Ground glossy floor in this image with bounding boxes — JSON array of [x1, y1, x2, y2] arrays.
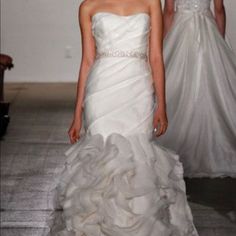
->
[[1, 83, 236, 236]]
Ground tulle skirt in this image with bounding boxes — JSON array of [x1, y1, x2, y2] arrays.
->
[[158, 9, 236, 177]]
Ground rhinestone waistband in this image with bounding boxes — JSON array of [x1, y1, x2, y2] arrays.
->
[[176, 7, 210, 13], [96, 50, 148, 61]]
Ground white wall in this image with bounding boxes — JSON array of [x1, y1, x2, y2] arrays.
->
[[1, 0, 82, 82], [1, 0, 236, 82]]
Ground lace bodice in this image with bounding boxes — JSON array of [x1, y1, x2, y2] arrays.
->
[[175, 0, 211, 11]]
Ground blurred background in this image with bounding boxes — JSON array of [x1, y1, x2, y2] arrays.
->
[[1, 0, 236, 83]]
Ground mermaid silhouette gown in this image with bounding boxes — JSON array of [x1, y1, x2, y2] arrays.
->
[[158, 0, 236, 177], [53, 12, 198, 236]]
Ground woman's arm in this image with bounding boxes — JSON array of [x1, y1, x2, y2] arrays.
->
[[214, 0, 226, 38], [148, 0, 168, 136], [69, 1, 96, 143], [163, 0, 175, 38]]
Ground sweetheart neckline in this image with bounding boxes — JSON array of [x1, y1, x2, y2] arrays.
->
[[91, 12, 150, 20]]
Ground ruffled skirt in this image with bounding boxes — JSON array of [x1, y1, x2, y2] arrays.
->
[[51, 134, 197, 236]]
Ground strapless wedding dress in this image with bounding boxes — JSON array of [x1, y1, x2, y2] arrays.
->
[[158, 0, 236, 177], [51, 12, 198, 236]]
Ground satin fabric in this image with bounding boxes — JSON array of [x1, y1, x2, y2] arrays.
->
[[50, 13, 198, 236], [158, 0, 236, 177]]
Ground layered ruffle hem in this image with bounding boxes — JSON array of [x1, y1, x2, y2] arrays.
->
[[49, 134, 198, 236]]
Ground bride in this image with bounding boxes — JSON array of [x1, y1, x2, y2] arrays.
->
[[158, 0, 236, 178], [52, 0, 198, 235]]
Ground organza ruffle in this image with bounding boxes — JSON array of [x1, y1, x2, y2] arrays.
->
[[50, 134, 197, 236]]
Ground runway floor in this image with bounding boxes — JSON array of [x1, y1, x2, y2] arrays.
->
[[1, 83, 236, 236]]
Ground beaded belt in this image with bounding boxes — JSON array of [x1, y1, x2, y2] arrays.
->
[[176, 7, 209, 13], [96, 49, 148, 61]]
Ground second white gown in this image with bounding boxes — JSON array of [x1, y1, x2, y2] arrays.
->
[[158, 0, 236, 178]]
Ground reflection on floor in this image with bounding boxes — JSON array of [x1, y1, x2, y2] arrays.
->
[[1, 83, 236, 236]]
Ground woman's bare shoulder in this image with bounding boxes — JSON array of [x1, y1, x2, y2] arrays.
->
[[79, 0, 98, 15], [145, 0, 160, 5], [143, 0, 162, 15]]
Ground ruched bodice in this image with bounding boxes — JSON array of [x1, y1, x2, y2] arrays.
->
[[92, 13, 150, 54], [175, 0, 211, 11], [86, 13, 154, 138]]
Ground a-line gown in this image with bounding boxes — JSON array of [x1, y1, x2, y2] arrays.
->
[[158, 0, 236, 178], [51, 11, 198, 236]]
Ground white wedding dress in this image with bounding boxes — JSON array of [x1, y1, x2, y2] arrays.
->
[[51, 12, 198, 236], [158, 0, 236, 177]]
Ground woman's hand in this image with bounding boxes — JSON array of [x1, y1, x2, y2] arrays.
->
[[68, 118, 82, 144], [153, 107, 168, 137]]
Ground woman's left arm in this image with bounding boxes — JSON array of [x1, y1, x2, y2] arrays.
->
[[163, 0, 175, 38], [148, 0, 168, 136], [214, 0, 226, 38]]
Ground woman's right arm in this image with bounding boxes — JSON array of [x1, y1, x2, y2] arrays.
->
[[163, 0, 175, 38], [69, 2, 96, 143], [214, 0, 226, 38]]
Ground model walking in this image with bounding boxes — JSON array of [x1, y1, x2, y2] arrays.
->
[[51, 0, 198, 235]]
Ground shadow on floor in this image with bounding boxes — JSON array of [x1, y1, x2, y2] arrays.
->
[[186, 177, 236, 223]]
